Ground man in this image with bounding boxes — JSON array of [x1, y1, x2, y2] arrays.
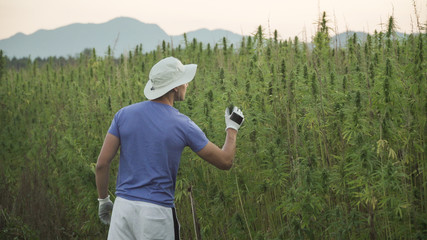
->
[[95, 56, 244, 239]]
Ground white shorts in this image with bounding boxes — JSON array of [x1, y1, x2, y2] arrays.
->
[[108, 197, 180, 240]]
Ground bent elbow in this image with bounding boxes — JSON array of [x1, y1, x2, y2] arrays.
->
[[218, 157, 233, 170], [222, 163, 233, 170]]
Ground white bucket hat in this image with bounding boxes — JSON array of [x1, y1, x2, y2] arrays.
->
[[144, 57, 197, 100]]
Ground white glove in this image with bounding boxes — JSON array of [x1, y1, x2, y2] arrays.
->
[[98, 195, 113, 225], [225, 106, 244, 131]]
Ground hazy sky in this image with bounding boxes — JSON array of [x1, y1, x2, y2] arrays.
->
[[0, 0, 425, 40]]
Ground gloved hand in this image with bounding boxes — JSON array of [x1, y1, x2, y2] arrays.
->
[[225, 106, 244, 131], [98, 195, 113, 225]]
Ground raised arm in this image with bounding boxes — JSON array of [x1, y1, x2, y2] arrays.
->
[[196, 129, 237, 170], [196, 106, 244, 170]]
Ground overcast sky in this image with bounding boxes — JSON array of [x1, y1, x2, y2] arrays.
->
[[0, 0, 425, 40]]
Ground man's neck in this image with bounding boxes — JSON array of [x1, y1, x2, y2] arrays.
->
[[152, 93, 174, 106]]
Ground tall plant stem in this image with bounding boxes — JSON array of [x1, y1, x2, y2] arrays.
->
[[235, 174, 253, 240], [188, 185, 202, 240]]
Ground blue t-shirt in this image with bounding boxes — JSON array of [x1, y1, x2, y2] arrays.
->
[[108, 101, 209, 207]]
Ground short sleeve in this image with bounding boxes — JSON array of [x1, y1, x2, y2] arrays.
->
[[185, 119, 209, 152], [108, 111, 121, 138]]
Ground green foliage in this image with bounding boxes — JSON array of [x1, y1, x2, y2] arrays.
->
[[0, 15, 426, 239]]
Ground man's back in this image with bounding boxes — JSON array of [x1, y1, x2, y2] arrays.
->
[[108, 101, 208, 207]]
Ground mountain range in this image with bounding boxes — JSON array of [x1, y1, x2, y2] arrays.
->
[[0, 17, 244, 59], [0, 17, 408, 59]]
